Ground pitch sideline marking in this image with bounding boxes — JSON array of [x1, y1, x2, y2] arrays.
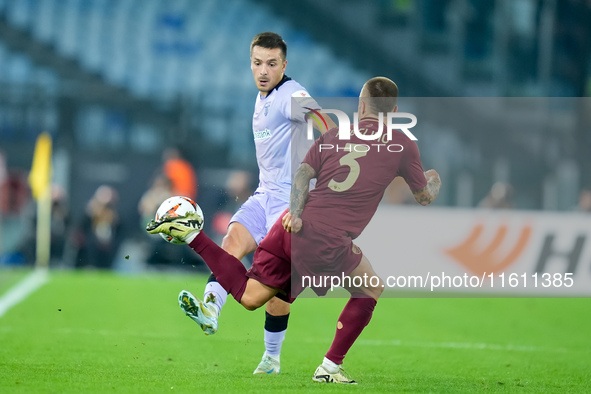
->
[[0, 269, 49, 318], [355, 338, 568, 353], [304, 338, 570, 354]]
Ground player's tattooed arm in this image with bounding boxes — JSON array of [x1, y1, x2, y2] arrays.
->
[[284, 163, 316, 233], [412, 169, 441, 206], [290, 163, 317, 217]]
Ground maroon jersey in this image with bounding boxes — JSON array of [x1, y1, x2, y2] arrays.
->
[[301, 118, 427, 239]]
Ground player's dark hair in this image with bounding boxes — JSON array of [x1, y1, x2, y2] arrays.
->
[[363, 77, 399, 113], [250, 32, 287, 59]]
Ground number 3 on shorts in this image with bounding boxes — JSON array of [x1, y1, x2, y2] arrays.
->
[[328, 143, 368, 192]]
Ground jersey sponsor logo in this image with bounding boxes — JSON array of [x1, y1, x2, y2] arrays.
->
[[253, 128, 272, 140]]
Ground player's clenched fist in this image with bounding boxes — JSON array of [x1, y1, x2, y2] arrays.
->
[[424, 169, 440, 184], [282, 211, 302, 233]]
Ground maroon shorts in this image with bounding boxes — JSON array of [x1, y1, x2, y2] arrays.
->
[[291, 219, 363, 297], [247, 209, 295, 303], [246, 209, 364, 301]]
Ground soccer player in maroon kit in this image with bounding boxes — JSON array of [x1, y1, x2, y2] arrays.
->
[[147, 77, 441, 383]]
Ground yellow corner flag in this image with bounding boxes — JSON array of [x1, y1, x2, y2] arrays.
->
[[29, 132, 53, 200], [29, 132, 53, 268]]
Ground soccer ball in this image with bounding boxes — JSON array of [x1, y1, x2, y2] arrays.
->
[[155, 196, 204, 244]]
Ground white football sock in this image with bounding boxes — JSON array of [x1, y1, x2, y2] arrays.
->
[[185, 232, 199, 244], [264, 329, 286, 358], [203, 281, 227, 315], [322, 357, 340, 374]]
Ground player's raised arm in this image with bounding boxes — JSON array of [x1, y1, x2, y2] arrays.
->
[[285, 162, 317, 232], [412, 169, 441, 206]]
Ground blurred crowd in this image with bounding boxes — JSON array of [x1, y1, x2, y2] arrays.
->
[[1, 147, 197, 270], [0, 146, 257, 270]]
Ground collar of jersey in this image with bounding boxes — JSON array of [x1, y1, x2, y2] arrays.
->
[[359, 116, 380, 122], [359, 116, 390, 131], [273, 74, 291, 92], [260, 75, 292, 99]]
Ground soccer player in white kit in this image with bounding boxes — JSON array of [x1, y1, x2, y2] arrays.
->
[[178, 32, 330, 375]]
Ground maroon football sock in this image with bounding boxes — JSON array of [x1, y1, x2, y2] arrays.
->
[[325, 296, 377, 365], [188, 232, 248, 302]]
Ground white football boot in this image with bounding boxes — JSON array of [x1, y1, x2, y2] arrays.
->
[[312, 365, 357, 384], [178, 290, 219, 335], [146, 211, 203, 244], [253, 353, 281, 374]]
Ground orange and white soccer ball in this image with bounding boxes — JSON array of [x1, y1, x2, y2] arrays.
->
[[155, 196, 204, 244]]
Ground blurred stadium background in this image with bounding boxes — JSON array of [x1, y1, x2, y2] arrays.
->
[[0, 0, 590, 271]]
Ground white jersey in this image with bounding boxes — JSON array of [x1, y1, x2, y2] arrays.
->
[[252, 76, 320, 202]]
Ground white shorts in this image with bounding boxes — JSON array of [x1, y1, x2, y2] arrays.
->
[[230, 192, 288, 244]]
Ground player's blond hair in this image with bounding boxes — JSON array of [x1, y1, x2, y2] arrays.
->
[[361, 77, 398, 114]]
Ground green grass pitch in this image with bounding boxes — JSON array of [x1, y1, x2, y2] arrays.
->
[[1, 270, 590, 393]]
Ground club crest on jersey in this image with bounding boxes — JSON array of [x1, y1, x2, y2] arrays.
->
[[264, 102, 271, 116]]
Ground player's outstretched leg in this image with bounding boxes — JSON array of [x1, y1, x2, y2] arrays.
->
[[178, 290, 219, 335], [147, 212, 219, 333], [148, 214, 250, 302], [148, 213, 249, 335]]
